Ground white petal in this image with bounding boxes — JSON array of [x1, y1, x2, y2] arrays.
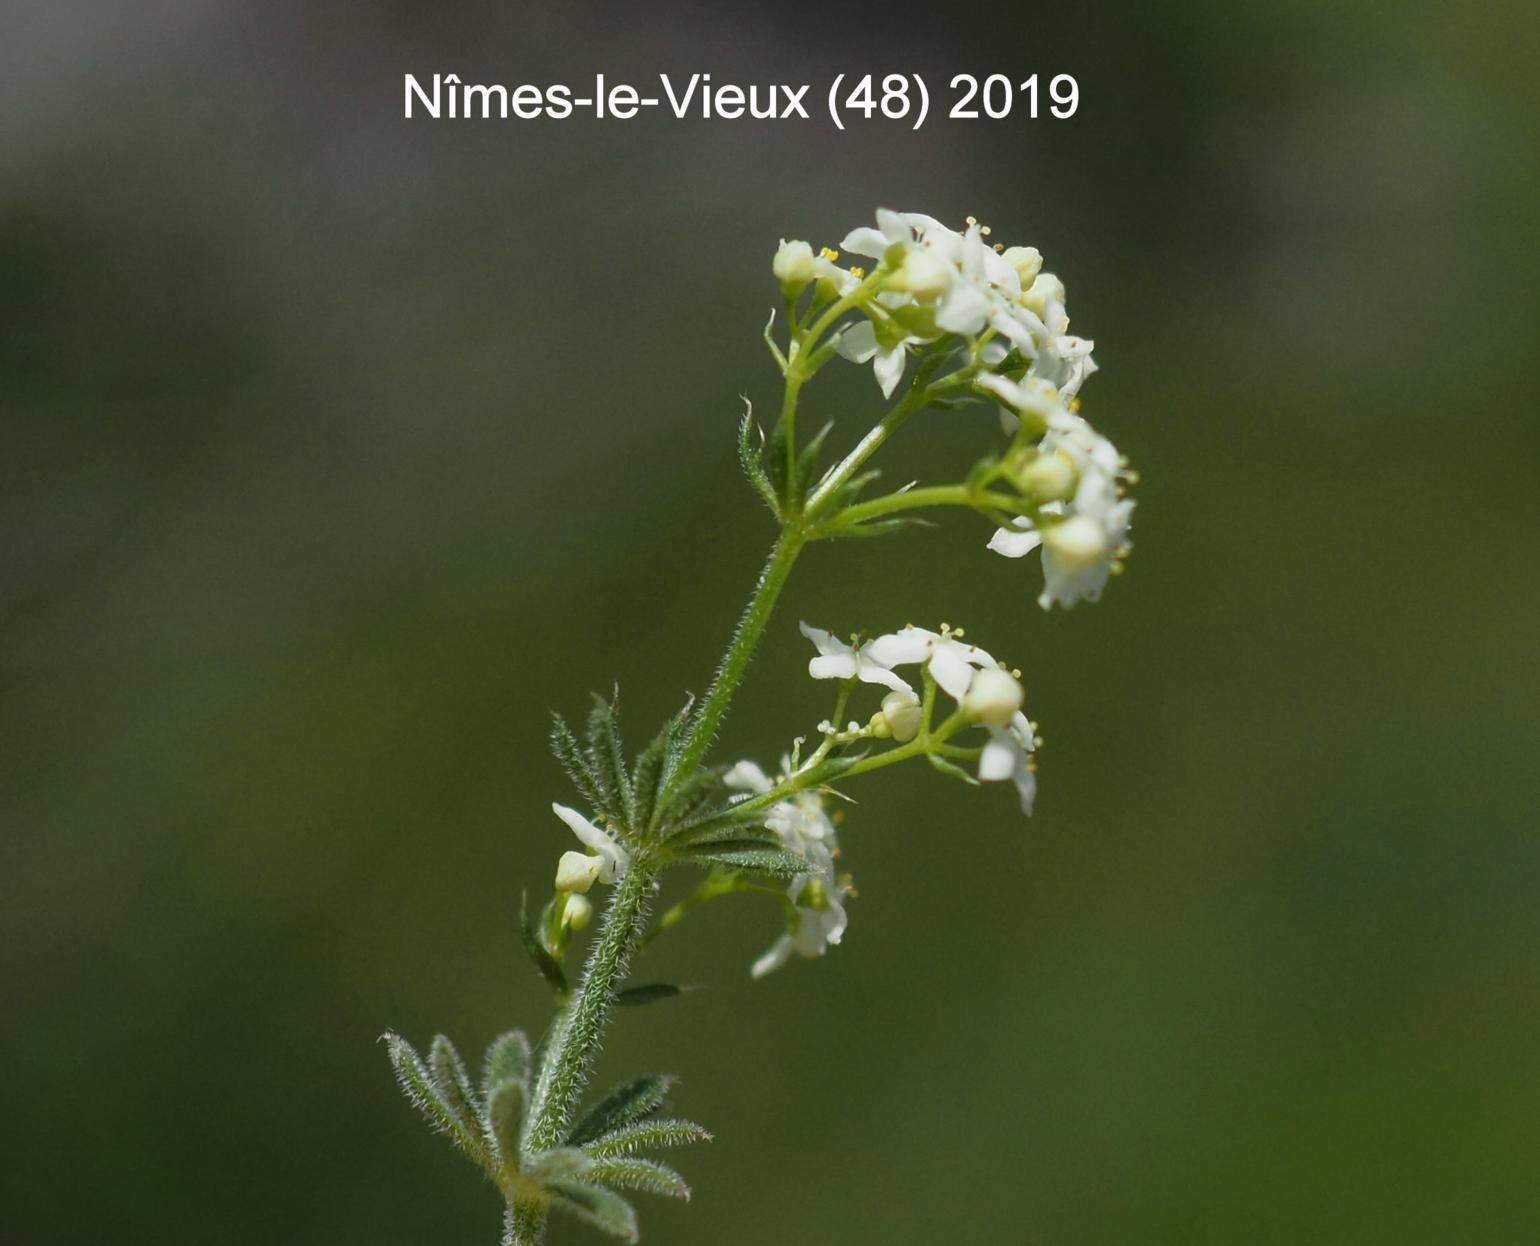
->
[[854, 657, 913, 693], [798, 620, 843, 657], [836, 319, 878, 363], [809, 653, 858, 681], [987, 526, 1044, 558], [929, 647, 975, 701], [873, 344, 906, 398], [935, 283, 990, 334], [874, 207, 912, 243], [840, 226, 893, 259], [723, 760, 773, 794], [864, 626, 937, 667], [551, 803, 626, 880], [978, 730, 1018, 781], [751, 934, 795, 979]]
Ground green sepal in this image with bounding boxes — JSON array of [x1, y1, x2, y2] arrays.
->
[[584, 1119, 713, 1158], [567, 1074, 675, 1146], [382, 1032, 485, 1162], [678, 842, 812, 878], [520, 891, 569, 996], [587, 1156, 691, 1200], [547, 1182, 639, 1242], [613, 982, 687, 1007]]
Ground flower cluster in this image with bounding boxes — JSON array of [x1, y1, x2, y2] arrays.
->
[[724, 759, 851, 978], [773, 210, 1136, 610]]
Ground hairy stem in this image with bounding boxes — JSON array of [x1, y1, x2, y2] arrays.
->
[[504, 1199, 547, 1246], [526, 863, 657, 1152], [658, 532, 805, 809]]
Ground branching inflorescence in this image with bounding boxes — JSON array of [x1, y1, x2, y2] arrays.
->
[[385, 209, 1137, 1243]]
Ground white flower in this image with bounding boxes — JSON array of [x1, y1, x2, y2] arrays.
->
[[555, 849, 602, 893], [863, 624, 1000, 702], [550, 803, 628, 883], [962, 667, 1024, 726], [988, 468, 1134, 610], [978, 711, 1038, 815], [800, 621, 913, 692], [835, 319, 915, 399], [877, 688, 922, 743], [726, 758, 851, 978], [1030, 334, 1098, 400]]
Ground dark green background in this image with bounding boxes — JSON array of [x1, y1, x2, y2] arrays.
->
[[4, 3, 1537, 1242]]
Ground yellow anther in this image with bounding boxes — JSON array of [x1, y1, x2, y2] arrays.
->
[[819, 246, 840, 261], [965, 215, 978, 227], [850, 266, 866, 278], [980, 225, 992, 236], [1070, 397, 1082, 412]]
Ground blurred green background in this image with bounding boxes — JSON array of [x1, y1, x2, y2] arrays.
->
[[4, 2, 1538, 1242]]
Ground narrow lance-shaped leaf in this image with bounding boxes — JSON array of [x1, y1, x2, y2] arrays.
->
[[550, 713, 609, 820], [525, 1146, 593, 1183], [678, 842, 812, 879], [428, 1035, 479, 1135], [547, 1182, 639, 1243], [613, 982, 686, 1007], [584, 693, 632, 824], [486, 1075, 526, 1163], [382, 1032, 485, 1161], [584, 1118, 713, 1158], [567, 1074, 675, 1146], [587, 1156, 691, 1200], [481, 1029, 532, 1101], [738, 402, 778, 514]]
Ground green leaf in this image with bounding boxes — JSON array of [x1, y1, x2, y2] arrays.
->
[[486, 1075, 526, 1161], [587, 1156, 691, 1200], [794, 419, 835, 496], [737, 402, 778, 513], [765, 415, 791, 503], [547, 1182, 639, 1242], [526, 1146, 592, 1182], [927, 753, 981, 785], [567, 1075, 675, 1146], [663, 817, 778, 849], [613, 982, 686, 1007], [520, 891, 569, 996], [679, 842, 812, 878], [428, 1035, 478, 1135], [550, 713, 609, 821], [830, 516, 937, 540], [481, 1029, 532, 1100], [585, 1119, 713, 1158], [585, 692, 633, 828], [382, 1032, 484, 1161]]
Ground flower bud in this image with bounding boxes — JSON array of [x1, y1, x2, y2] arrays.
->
[[799, 876, 831, 911], [561, 892, 594, 931], [1022, 272, 1067, 326], [772, 239, 816, 289], [1001, 245, 1043, 285], [1015, 450, 1078, 503], [890, 249, 951, 301], [963, 667, 1024, 727], [1043, 514, 1109, 572], [880, 689, 923, 743], [555, 850, 602, 894]]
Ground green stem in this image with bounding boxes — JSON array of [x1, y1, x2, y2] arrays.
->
[[526, 862, 657, 1153], [505, 1199, 548, 1246], [658, 532, 805, 809], [819, 483, 1023, 533]]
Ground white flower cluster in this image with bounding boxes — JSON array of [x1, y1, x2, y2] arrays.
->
[[803, 622, 1039, 815], [723, 759, 851, 978], [774, 210, 1135, 611]]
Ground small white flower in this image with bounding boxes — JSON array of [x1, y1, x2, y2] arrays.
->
[[751, 872, 850, 979], [863, 624, 1000, 702], [877, 688, 922, 743], [550, 803, 628, 883], [555, 849, 602, 894], [800, 622, 913, 692], [988, 470, 1134, 610], [835, 319, 914, 399], [978, 711, 1038, 815]]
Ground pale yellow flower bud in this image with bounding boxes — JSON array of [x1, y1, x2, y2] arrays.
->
[[555, 850, 602, 894], [1001, 245, 1043, 285], [772, 239, 816, 288], [880, 689, 923, 743], [562, 892, 594, 931], [963, 668, 1024, 727], [1043, 514, 1109, 572]]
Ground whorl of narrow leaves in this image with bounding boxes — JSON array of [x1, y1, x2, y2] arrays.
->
[[383, 1032, 486, 1163], [566, 1075, 675, 1146]]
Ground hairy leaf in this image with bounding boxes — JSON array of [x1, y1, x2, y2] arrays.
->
[[587, 1156, 691, 1200], [664, 817, 779, 849], [520, 891, 569, 996], [737, 403, 778, 514], [547, 1182, 639, 1243], [566, 1074, 674, 1146], [526, 1146, 592, 1183], [585, 1119, 713, 1158], [550, 714, 609, 820], [481, 1029, 532, 1100], [383, 1032, 484, 1161], [679, 842, 812, 878], [486, 1075, 526, 1161], [428, 1035, 478, 1135]]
